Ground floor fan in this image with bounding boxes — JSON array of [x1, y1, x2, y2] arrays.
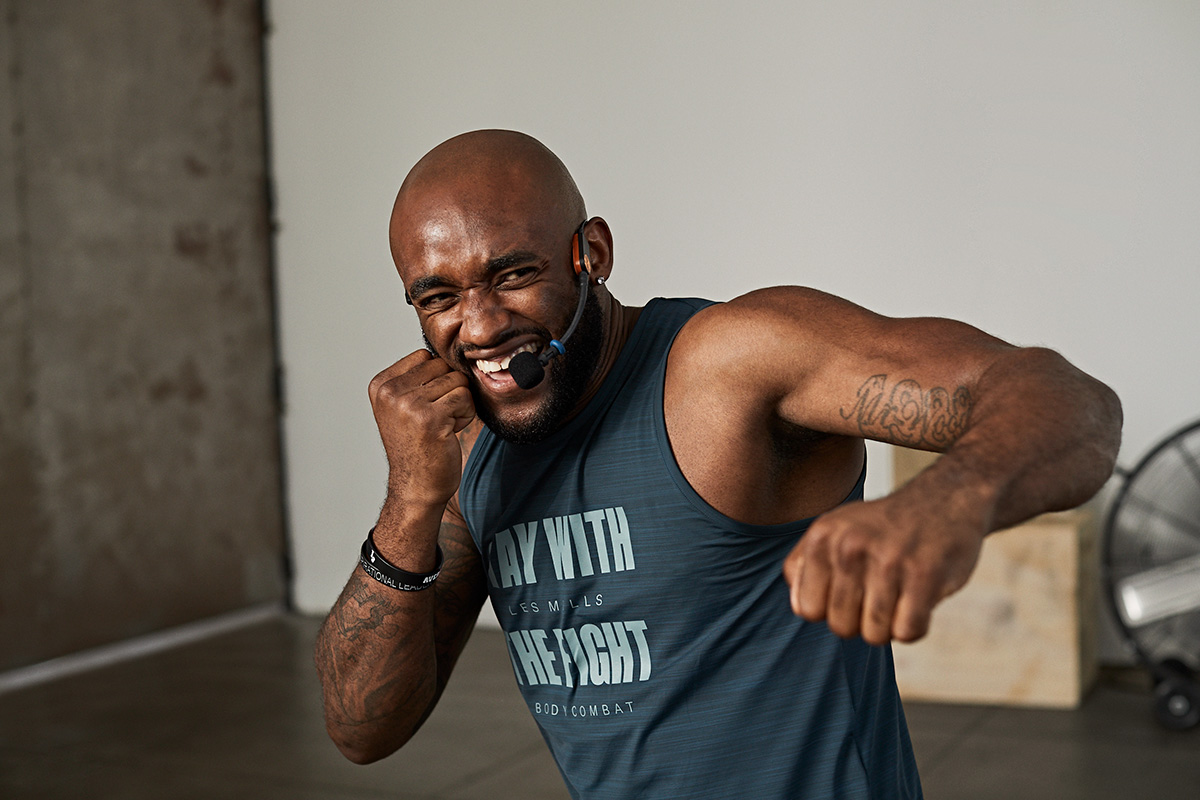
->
[[1102, 418, 1200, 730]]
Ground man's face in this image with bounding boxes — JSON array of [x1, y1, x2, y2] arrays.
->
[[423, 287, 603, 444], [397, 208, 604, 444]]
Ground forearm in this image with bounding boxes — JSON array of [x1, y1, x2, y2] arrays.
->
[[321, 351, 485, 761], [911, 346, 1122, 532], [314, 554, 439, 763], [314, 503, 476, 764]]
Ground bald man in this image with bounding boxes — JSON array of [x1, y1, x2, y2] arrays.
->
[[315, 130, 1121, 799]]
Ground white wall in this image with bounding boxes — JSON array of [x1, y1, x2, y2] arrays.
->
[[267, 1, 1200, 616]]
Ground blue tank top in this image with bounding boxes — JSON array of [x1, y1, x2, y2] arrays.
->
[[460, 298, 922, 799]]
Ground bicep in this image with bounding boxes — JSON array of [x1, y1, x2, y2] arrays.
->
[[677, 287, 1016, 451]]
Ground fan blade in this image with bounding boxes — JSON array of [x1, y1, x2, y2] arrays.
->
[[1117, 552, 1200, 627]]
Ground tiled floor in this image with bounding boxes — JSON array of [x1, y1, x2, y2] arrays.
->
[[1, 614, 1197, 799]]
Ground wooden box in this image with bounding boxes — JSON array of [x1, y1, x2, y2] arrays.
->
[[888, 448, 1099, 708]]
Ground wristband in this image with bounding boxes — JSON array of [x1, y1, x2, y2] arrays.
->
[[359, 528, 443, 591]]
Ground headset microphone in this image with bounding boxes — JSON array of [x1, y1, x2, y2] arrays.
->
[[508, 222, 593, 390], [509, 267, 590, 390]]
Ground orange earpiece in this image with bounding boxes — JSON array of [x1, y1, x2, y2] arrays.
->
[[572, 220, 592, 276]]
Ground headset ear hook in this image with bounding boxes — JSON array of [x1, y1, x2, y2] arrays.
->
[[573, 219, 593, 276]]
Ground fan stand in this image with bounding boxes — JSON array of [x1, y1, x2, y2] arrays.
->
[[1153, 659, 1200, 730]]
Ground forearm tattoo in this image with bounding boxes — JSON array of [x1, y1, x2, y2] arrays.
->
[[331, 581, 403, 642], [840, 374, 972, 449], [314, 521, 486, 731]]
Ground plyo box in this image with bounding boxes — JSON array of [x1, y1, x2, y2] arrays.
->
[[888, 447, 1099, 708]]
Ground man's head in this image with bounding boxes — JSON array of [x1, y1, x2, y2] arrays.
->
[[389, 130, 613, 444]]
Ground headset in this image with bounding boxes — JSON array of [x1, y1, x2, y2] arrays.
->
[[508, 220, 594, 389], [572, 219, 592, 275]]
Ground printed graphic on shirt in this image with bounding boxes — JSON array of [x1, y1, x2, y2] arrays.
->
[[484, 506, 635, 587], [488, 505, 652, 720], [506, 619, 651, 687]]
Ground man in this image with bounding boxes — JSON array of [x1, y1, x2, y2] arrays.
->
[[315, 130, 1121, 798]]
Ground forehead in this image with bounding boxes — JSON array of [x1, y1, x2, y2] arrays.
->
[[390, 179, 563, 284]]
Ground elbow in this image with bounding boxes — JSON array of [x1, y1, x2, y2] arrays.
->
[[1029, 347, 1124, 485], [326, 721, 414, 765], [1069, 375, 1124, 505], [1089, 377, 1124, 482], [334, 741, 391, 767], [333, 739, 383, 766]]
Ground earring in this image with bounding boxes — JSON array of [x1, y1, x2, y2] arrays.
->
[[596, 276, 606, 286]]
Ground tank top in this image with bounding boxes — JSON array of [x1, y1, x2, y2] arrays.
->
[[459, 297, 922, 799]]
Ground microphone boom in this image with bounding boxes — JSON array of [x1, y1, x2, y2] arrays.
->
[[507, 270, 591, 390]]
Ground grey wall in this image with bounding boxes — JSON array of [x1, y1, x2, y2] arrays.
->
[[0, 0, 286, 671], [267, 1, 1200, 619]]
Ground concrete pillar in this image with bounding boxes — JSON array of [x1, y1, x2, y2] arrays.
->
[[0, 0, 286, 670]]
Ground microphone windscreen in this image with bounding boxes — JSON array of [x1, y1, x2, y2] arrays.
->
[[508, 351, 545, 390]]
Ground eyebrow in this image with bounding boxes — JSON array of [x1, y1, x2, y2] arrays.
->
[[406, 250, 542, 300]]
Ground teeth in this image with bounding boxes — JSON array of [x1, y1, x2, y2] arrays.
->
[[476, 343, 538, 375]]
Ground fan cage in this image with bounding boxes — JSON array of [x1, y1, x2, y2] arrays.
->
[[1102, 418, 1200, 676]]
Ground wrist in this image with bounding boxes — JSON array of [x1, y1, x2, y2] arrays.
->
[[373, 501, 445, 572], [896, 454, 1000, 534], [360, 528, 443, 592]]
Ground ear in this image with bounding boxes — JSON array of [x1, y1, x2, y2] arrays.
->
[[580, 217, 614, 286]]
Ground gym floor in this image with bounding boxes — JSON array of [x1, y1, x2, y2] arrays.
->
[[1, 614, 1196, 799]]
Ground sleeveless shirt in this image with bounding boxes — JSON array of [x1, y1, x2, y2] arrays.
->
[[459, 298, 922, 799]]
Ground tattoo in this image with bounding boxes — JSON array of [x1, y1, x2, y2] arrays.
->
[[840, 374, 972, 449], [333, 582, 403, 642], [313, 518, 488, 733]]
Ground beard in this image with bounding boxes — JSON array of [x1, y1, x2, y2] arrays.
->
[[425, 287, 606, 445]]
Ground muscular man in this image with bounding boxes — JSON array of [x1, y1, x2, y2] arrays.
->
[[315, 130, 1121, 798]]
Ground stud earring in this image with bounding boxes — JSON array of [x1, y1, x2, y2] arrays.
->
[[596, 276, 606, 285]]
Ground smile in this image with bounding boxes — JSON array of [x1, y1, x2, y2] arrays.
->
[[473, 342, 540, 375]]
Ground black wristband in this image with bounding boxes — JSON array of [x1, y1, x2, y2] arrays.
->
[[359, 528, 443, 591]]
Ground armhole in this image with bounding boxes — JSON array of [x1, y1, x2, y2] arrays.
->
[[654, 308, 867, 538], [457, 418, 492, 538]]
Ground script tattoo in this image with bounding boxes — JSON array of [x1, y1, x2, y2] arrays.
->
[[840, 374, 972, 449]]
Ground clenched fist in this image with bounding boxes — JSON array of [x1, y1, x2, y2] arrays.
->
[[368, 350, 476, 513], [782, 488, 985, 645]]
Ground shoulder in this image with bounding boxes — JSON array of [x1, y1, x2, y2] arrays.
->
[[669, 287, 858, 391], [675, 286, 867, 347]]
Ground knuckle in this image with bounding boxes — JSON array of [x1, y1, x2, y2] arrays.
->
[[374, 379, 406, 407], [368, 371, 390, 398], [865, 596, 892, 625], [860, 622, 890, 646], [805, 517, 835, 544], [827, 615, 858, 639], [446, 384, 473, 405], [872, 549, 905, 584], [782, 545, 804, 573], [893, 607, 932, 642], [893, 620, 928, 644], [833, 530, 869, 569], [798, 595, 826, 622]]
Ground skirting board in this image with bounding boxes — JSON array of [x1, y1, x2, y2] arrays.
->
[[0, 602, 286, 695]]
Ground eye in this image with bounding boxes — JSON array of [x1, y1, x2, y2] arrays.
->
[[415, 291, 457, 312], [496, 267, 538, 288]]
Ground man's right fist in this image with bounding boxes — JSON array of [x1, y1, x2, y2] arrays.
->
[[368, 350, 476, 510]]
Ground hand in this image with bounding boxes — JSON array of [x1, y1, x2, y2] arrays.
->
[[368, 350, 476, 513], [782, 491, 985, 644]]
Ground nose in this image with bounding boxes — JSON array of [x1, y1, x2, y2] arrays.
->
[[457, 287, 513, 347]]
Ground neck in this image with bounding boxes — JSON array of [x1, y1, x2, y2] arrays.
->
[[570, 294, 642, 415]]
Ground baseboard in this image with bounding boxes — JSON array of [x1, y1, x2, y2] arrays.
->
[[0, 602, 286, 695]]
